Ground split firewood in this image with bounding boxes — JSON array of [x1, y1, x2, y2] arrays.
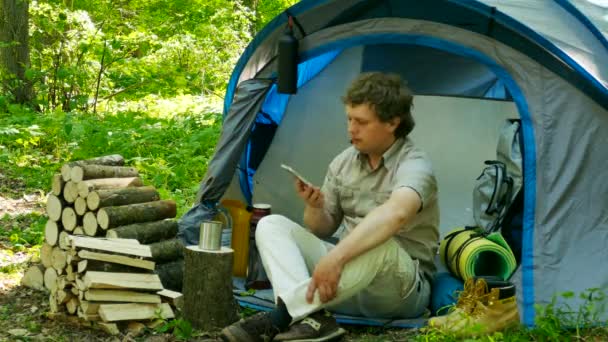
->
[[66, 264, 76, 282], [46, 194, 65, 222], [57, 290, 74, 304], [77, 250, 155, 271], [86, 186, 159, 211], [73, 227, 85, 235], [106, 219, 177, 244], [63, 181, 79, 203], [51, 174, 64, 196], [45, 220, 60, 246], [44, 267, 58, 292], [97, 200, 177, 230], [155, 259, 183, 292], [84, 289, 161, 303], [61, 154, 125, 181], [70, 165, 139, 182], [77, 259, 152, 274], [40, 243, 54, 268], [21, 264, 45, 291], [61, 207, 80, 232], [55, 276, 67, 290], [157, 289, 183, 311], [77, 177, 143, 198], [97, 322, 120, 335], [71, 287, 79, 296], [82, 271, 163, 291], [66, 297, 79, 314], [149, 238, 183, 263], [98, 303, 174, 322], [77, 308, 101, 322], [69, 236, 152, 258], [74, 197, 88, 216], [49, 293, 59, 313]]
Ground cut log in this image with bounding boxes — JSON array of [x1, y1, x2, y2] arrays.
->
[[97, 200, 177, 230], [21, 264, 45, 291], [83, 271, 163, 291], [82, 212, 98, 236], [66, 263, 75, 282], [77, 308, 101, 322], [40, 243, 54, 268], [87, 186, 159, 211], [73, 227, 84, 235], [157, 289, 183, 311], [84, 289, 161, 303], [58, 231, 70, 250], [46, 194, 64, 222], [75, 278, 86, 291], [77, 250, 155, 271], [49, 293, 59, 313], [77, 259, 151, 274], [56, 275, 67, 290], [80, 301, 102, 314], [77, 177, 143, 198], [51, 173, 64, 196], [74, 197, 88, 216], [98, 322, 120, 335], [44, 267, 58, 292], [45, 220, 60, 246], [69, 236, 152, 258], [63, 181, 79, 203], [71, 287, 79, 296], [106, 219, 177, 244], [51, 248, 67, 273], [98, 303, 174, 322], [63, 155, 125, 182], [149, 238, 183, 263], [61, 207, 80, 232], [71, 164, 138, 182], [183, 246, 238, 330], [57, 290, 74, 304], [155, 259, 184, 292]]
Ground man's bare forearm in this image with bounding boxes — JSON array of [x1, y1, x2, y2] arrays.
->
[[303, 205, 337, 238]]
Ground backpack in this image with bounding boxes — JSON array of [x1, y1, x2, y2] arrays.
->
[[472, 119, 524, 262]]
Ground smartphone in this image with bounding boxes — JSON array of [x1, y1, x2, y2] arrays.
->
[[280, 164, 313, 187]]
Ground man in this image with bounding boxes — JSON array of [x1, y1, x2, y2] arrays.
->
[[222, 72, 439, 342]]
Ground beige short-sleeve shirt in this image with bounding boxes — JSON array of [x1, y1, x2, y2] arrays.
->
[[321, 138, 440, 281]]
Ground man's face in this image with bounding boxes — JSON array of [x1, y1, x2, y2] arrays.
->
[[346, 103, 399, 156]]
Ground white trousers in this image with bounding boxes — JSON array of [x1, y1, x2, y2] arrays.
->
[[255, 215, 430, 321]]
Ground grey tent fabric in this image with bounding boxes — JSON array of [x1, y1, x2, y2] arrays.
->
[[195, 79, 272, 204]]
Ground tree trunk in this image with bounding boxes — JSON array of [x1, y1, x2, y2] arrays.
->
[[183, 246, 238, 330], [105, 219, 177, 244], [0, 0, 32, 104], [87, 186, 159, 211], [96, 200, 177, 229], [148, 238, 183, 263], [155, 259, 183, 292]]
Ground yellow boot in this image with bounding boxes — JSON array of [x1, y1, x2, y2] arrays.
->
[[428, 277, 488, 329], [439, 278, 520, 336]]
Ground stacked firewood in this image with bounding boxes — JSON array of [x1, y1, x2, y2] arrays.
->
[[21, 155, 186, 334]]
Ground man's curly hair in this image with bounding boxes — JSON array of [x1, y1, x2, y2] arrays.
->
[[342, 72, 415, 138]]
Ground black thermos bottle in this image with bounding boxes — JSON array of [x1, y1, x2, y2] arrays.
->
[[278, 18, 298, 94]]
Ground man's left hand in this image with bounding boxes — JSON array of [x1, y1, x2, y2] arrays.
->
[[306, 254, 344, 303]]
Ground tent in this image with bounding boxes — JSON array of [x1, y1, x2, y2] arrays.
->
[[191, 0, 608, 326]]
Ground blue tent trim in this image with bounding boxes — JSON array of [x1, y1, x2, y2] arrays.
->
[[554, 0, 608, 52]]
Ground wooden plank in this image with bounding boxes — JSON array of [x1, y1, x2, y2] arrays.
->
[[84, 289, 161, 303], [83, 271, 163, 291], [69, 236, 151, 258], [77, 250, 155, 270], [157, 289, 183, 310], [98, 303, 174, 322]]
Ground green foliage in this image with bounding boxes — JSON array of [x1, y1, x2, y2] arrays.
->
[[0, 213, 46, 250], [155, 318, 193, 341]]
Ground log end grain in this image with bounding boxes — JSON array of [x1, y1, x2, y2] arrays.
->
[[96, 209, 109, 230], [70, 166, 84, 183], [61, 164, 72, 182], [46, 195, 63, 222], [61, 207, 77, 232], [83, 212, 98, 236], [45, 220, 59, 246], [86, 191, 100, 211]]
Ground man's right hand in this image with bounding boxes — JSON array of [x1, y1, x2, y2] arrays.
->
[[295, 178, 324, 208]]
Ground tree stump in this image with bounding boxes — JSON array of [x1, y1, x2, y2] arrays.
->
[[183, 246, 238, 331]]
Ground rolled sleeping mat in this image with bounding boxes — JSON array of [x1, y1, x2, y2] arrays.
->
[[439, 227, 517, 281]]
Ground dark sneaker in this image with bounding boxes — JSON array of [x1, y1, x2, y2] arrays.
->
[[221, 312, 280, 342], [274, 311, 346, 342]]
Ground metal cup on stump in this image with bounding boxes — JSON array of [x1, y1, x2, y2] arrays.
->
[[182, 220, 238, 330]]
